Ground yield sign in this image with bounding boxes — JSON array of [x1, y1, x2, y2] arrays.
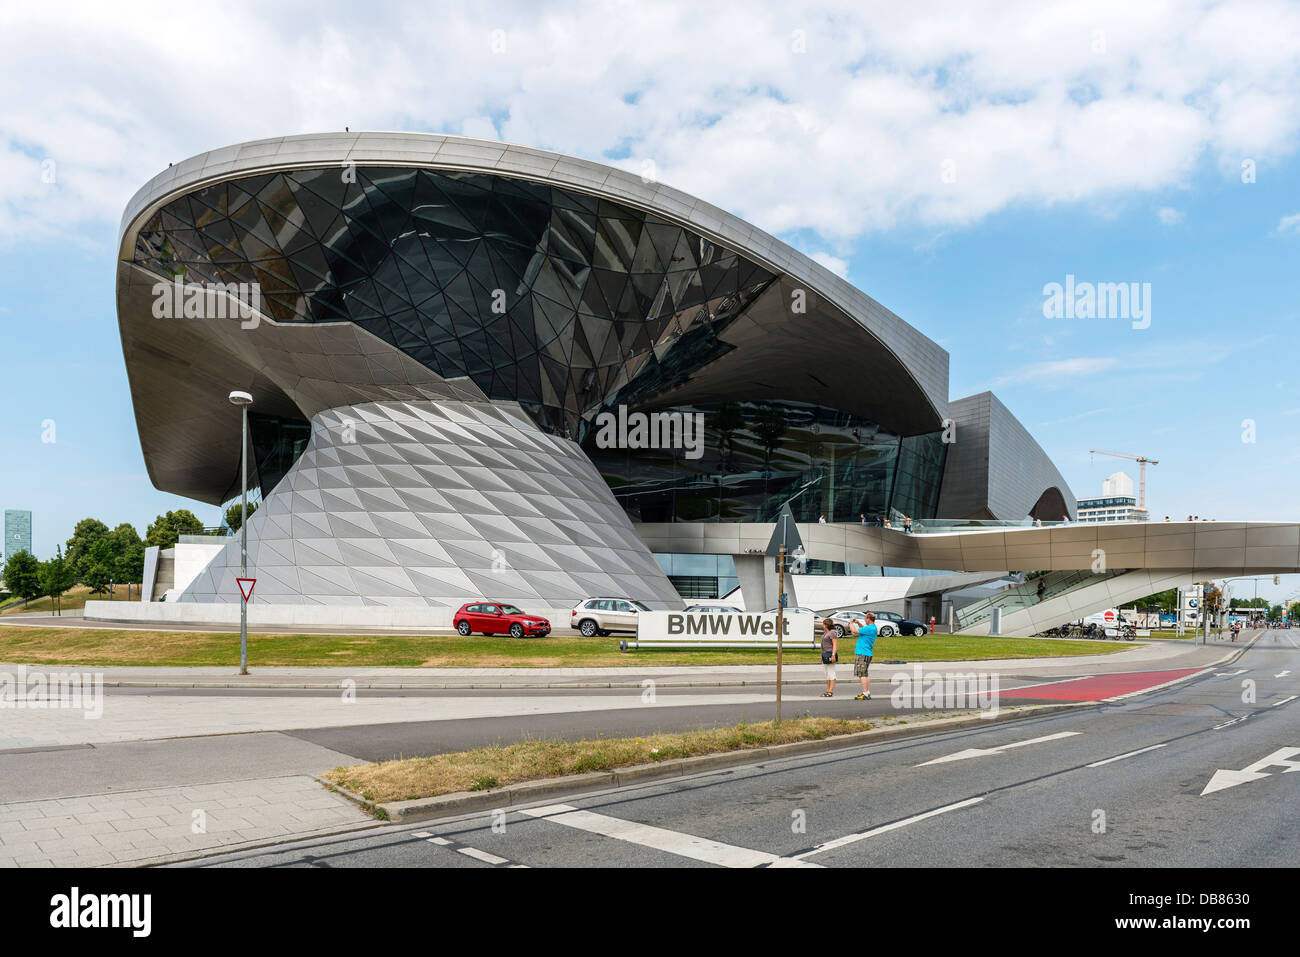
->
[[1201, 747, 1300, 795], [236, 578, 256, 602], [764, 503, 804, 558]]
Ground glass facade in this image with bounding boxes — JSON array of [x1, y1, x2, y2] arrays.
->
[[135, 166, 948, 524], [4, 510, 32, 562], [587, 400, 945, 523], [133, 167, 773, 439], [248, 412, 312, 501]]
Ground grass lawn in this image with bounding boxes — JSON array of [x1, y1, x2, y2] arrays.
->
[[0, 584, 142, 616], [325, 716, 892, 802], [0, 627, 1135, 667]]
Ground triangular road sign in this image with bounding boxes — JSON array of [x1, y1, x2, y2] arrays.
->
[[764, 503, 804, 557], [236, 578, 256, 602]]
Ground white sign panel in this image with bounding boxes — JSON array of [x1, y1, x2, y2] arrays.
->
[[637, 611, 816, 646]]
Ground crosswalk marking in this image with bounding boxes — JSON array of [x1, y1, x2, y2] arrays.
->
[[415, 830, 527, 866], [788, 797, 985, 860], [519, 804, 822, 868], [457, 846, 511, 865]]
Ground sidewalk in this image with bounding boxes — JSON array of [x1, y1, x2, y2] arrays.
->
[[0, 775, 376, 868], [0, 636, 1231, 690]]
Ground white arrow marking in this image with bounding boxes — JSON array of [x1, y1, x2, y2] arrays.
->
[[1274, 671, 1292, 678], [1214, 669, 1247, 677], [916, 731, 1080, 766], [1201, 747, 1300, 795]]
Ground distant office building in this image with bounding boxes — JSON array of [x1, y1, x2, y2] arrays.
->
[[4, 509, 32, 562], [1076, 472, 1148, 523]]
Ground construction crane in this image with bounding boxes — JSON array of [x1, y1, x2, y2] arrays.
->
[[1089, 449, 1158, 508]]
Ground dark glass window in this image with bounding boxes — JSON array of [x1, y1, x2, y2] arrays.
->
[[248, 412, 311, 499], [586, 399, 945, 523], [134, 167, 774, 440]]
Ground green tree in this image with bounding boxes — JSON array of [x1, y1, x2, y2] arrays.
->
[[224, 501, 258, 533], [38, 546, 77, 616], [145, 509, 204, 549], [115, 539, 146, 601], [106, 524, 143, 598], [64, 517, 110, 580], [2, 549, 43, 607], [84, 538, 114, 596], [1133, 588, 1178, 613], [1269, 603, 1284, 620]]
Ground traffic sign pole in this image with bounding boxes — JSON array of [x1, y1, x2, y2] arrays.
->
[[776, 544, 785, 725]]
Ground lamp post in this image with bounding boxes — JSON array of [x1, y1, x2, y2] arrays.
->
[[229, 390, 253, 676]]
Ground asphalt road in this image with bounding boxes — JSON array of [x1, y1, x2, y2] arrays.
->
[[191, 629, 1300, 868]]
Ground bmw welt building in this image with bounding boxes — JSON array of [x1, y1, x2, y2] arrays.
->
[[101, 132, 1300, 634]]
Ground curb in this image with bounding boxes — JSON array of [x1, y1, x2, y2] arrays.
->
[[363, 703, 1083, 824], [123, 819, 384, 868]]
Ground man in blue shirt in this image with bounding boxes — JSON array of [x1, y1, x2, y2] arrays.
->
[[853, 613, 879, 700]]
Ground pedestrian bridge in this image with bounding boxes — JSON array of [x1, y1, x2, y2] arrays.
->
[[633, 520, 1300, 635]]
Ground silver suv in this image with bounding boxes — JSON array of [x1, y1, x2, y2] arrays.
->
[[571, 597, 651, 637], [829, 610, 901, 639]]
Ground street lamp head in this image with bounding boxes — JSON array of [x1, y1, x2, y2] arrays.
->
[[228, 390, 253, 406]]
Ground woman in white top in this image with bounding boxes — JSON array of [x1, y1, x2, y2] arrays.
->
[[820, 618, 839, 696]]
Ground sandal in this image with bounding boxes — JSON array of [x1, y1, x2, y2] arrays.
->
[[822, 691, 833, 697]]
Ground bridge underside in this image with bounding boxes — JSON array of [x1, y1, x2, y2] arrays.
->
[[634, 521, 1300, 574], [636, 521, 1300, 635]]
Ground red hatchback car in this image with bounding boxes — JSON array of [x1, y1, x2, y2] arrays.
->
[[453, 602, 551, 638]]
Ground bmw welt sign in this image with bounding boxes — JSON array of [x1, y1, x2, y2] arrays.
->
[[631, 611, 816, 649]]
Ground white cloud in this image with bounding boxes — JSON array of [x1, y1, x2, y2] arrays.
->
[[809, 252, 849, 278], [2, 0, 1300, 248], [1157, 206, 1184, 225], [1277, 212, 1300, 233], [993, 356, 1119, 387]]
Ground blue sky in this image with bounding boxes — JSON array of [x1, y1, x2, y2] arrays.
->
[[2, 1, 1298, 602]]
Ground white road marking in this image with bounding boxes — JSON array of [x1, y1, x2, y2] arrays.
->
[[412, 831, 432, 838], [1212, 716, 1249, 730], [427, 836, 452, 846], [1275, 670, 1292, 678], [519, 803, 822, 868], [1086, 744, 1167, 768], [788, 797, 986, 860], [1273, 695, 1298, 707], [1214, 669, 1247, 677], [1201, 747, 1300, 795], [916, 731, 1081, 766], [457, 846, 511, 865]]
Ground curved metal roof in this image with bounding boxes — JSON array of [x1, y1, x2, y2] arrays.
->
[[119, 132, 950, 416]]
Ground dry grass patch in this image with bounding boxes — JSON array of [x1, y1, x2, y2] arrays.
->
[[324, 716, 872, 803]]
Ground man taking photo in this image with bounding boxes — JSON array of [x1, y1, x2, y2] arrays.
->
[[852, 612, 878, 700]]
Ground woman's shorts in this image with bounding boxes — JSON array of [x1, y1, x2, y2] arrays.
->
[[854, 654, 873, 677], [823, 663, 837, 680]]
